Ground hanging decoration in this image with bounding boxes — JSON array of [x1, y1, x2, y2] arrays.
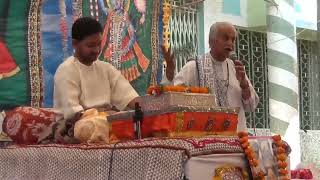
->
[[272, 135, 290, 180], [59, 0, 68, 58], [162, 0, 171, 52], [238, 131, 265, 179]]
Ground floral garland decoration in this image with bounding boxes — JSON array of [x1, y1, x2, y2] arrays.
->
[[238, 131, 265, 180], [272, 135, 290, 180], [147, 85, 209, 96], [238, 132, 290, 180]]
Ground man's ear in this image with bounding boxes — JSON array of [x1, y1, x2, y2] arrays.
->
[[209, 39, 214, 49], [72, 39, 79, 48]]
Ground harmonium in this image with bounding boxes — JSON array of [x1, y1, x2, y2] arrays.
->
[[108, 91, 240, 141]]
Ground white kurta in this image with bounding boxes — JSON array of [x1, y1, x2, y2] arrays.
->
[[54, 56, 139, 120], [162, 53, 259, 131]]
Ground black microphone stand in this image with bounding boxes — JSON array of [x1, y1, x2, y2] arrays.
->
[[133, 102, 143, 139]]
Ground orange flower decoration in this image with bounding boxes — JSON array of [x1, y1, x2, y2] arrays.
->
[[272, 134, 289, 179], [238, 131, 248, 138], [241, 142, 250, 149], [249, 159, 258, 167], [237, 131, 264, 180], [199, 87, 209, 93], [277, 161, 287, 168], [277, 147, 286, 154], [190, 87, 199, 93], [239, 136, 249, 143], [275, 140, 284, 147], [244, 148, 253, 155], [147, 85, 210, 95], [276, 153, 287, 161], [279, 169, 288, 175], [272, 134, 281, 141], [163, 86, 170, 92], [176, 85, 186, 92], [246, 152, 255, 160], [280, 176, 290, 180], [147, 85, 155, 94]]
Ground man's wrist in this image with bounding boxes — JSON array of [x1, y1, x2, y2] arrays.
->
[[240, 79, 249, 89], [242, 87, 251, 100]]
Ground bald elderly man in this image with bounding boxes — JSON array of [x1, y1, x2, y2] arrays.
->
[[163, 22, 259, 131]]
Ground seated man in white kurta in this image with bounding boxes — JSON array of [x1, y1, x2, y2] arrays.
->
[[52, 17, 139, 143], [162, 22, 259, 131]]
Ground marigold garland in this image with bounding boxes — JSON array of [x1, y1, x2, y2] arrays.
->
[[272, 135, 290, 180], [238, 131, 265, 180], [237, 132, 290, 180], [147, 85, 209, 95]]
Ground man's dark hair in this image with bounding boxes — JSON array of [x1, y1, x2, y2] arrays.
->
[[72, 17, 103, 41]]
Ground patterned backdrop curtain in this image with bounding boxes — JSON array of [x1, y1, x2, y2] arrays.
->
[[0, 0, 163, 109], [0, 0, 34, 109], [83, 0, 163, 95]]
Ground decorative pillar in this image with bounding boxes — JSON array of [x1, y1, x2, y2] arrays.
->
[[266, 0, 300, 167]]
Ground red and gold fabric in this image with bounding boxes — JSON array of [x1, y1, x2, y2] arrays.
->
[[110, 111, 238, 141], [3, 107, 56, 144], [213, 165, 248, 180], [0, 41, 20, 79]]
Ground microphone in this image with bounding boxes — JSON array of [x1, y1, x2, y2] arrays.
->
[[133, 102, 143, 139], [229, 51, 238, 62]]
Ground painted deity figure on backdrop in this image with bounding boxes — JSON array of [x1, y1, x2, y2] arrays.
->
[[98, 0, 149, 81], [0, 39, 19, 80], [0, 0, 20, 80]]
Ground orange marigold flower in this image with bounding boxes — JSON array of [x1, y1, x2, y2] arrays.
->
[[246, 151, 255, 160], [279, 169, 288, 175], [252, 159, 258, 167], [241, 142, 250, 149], [277, 147, 286, 154], [280, 176, 289, 180], [245, 148, 253, 155], [245, 148, 254, 158], [272, 134, 281, 141], [147, 86, 156, 94], [163, 86, 169, 92], [277, 161, 287, 168], [199, 87, 209, 93], [190, 87, 200, 93], [168, 86, 176, 91], [249, 160, 254, 166], [244, 148, 256, 160], [152, 86, 162, 95], [167, 86, 174, 91], [238, 131, 248, 138], [277, 153, 287, 161], [240, 136, 249, 143], [275, 140, 284, 147], [176, 85, 186, 92]]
